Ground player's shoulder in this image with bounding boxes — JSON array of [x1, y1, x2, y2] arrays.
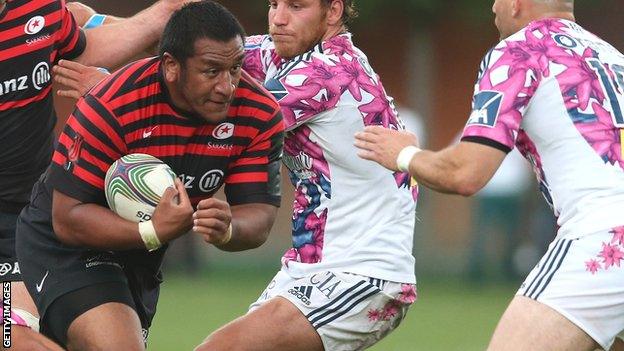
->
[[89, 57, 161, 102], [245, 34, 273, 50], [234, 70, 281, 119]]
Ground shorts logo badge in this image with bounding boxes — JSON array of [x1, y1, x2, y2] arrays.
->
[[35, 270, 49, 293]]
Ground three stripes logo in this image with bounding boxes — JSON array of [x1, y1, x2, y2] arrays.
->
[[288, 286, 313, 306], [306, 280, 380, 330], [522, 238, 573, 299]]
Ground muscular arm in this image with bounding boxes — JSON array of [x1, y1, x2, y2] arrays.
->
[[52, 189, 142, 250], [74, 0, 185, 68], [406, 142, 506, 196], [220, 203, 278, 251], [192, 199, 278, 252], [52, 179, 194, 250], [355, 126, 507, 196]]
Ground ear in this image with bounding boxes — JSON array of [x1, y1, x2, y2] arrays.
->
[[326, 0, 344, 26], [511, 0, 521, 17], [162, 53, 181, 84]]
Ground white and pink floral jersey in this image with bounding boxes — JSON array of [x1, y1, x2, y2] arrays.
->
[[462, 19, 624, 239], [244, 33, 417, 284]]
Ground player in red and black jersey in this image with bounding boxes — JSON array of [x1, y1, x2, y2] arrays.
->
[[0, 0, 197, 350], [15, 1, 284, 349]]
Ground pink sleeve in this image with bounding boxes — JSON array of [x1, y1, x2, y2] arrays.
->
[[461, 33, 543, 151]]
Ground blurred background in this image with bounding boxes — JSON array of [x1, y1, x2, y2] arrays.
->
[[54, 1, 624, 349]]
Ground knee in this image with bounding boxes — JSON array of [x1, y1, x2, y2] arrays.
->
[[194, 332, 235, 351]]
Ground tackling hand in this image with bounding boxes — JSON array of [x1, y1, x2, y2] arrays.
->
[[53, 60, 109, 99], [354, 126, 419, 171]]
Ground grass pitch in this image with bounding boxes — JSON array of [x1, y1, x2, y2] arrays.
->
[[149, 269, 516, 350]]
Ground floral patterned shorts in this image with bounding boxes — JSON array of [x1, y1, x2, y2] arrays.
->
[[517, 226, 624, 350], [249, 270, 417, 351]]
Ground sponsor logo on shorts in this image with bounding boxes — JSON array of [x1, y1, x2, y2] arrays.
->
[[288, 286, 312, 306], [2, 281, 11, 348], [84, 254, 122, 269], [0, 263, 19, 277], [309, 272, 342, 299]]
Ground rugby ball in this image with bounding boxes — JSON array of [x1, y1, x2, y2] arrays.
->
[[104, 153, 176, 222]]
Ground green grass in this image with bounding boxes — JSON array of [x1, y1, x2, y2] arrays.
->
[[149, 270, 516, 351]]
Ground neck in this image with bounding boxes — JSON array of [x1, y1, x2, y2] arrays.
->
[[534, 11, 575, 22], [0, 1, 6, 13], [321, 24, 347, 42]]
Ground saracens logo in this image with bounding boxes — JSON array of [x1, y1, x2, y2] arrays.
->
[[32, 62, 51, 90], [212, 122, 234, 140], [24, 16, 45, 35]]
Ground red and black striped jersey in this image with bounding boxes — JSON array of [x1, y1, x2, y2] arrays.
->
[[48, 57, 284, 208], [0, 0, 85, 213]]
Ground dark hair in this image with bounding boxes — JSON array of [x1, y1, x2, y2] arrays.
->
[[324, 0, 358, 24], [159, 0, 246, 63]]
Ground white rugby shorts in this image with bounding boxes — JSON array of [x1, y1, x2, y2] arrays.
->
[[250, 270, 417, 351], [517, 226, 624, 350]]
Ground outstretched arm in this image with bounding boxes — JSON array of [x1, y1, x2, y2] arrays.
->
[[354, 126, 506, 196], [74, 0, 192, 68]]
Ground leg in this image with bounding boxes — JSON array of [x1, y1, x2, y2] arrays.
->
[[40, 281, 145, 351], [1, 282, 64, 351], [195, 297, 323, 351], [610, 337, 624, 351], [66, 302, 144, 351], [488, 296, 598, 351]]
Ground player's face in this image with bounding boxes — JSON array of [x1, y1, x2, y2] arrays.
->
[[268, 0, 329, 59], [173, 37, 244, 123], [0, 0, 6, 12], [492, 0, 516, 40]]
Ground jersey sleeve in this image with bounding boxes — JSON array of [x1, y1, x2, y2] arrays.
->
[[225, 108, 285, 207], [243, 35, 272, 83], [56, 0, 86, 60], [49, 94, 127, 204], [461, 34, 544, 152]]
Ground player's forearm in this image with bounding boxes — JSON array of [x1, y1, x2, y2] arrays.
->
[[408, 147, 485, 196], [215, 203, 278, 252], [75, 1, 173, 68], [53, 198, 144, 250]]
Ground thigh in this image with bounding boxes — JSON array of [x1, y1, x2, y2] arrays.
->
[[488, 295, 597, 351], [509, 229, 624, 350], [67, 302, 144, 351], [250, 271, 416, 351], [44, 281, 141, 350], [197, 296, 323, 351]]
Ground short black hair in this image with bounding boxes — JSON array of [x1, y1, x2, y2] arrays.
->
[[159, 1, 246, 63]]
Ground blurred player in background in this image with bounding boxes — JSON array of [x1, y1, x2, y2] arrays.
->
[[355, 0, 624, 350], [194, 0, 419, 350], [0, 0, 193, 349]]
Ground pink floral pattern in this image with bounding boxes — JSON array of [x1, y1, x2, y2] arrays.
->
[[586, 226, 624, 274], [463, 18, 624, 214], [244, 33, 417, 266], [367, 284, 417, 323]]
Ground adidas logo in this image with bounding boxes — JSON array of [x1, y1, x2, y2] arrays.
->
[[288, 286, 312, 306]]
